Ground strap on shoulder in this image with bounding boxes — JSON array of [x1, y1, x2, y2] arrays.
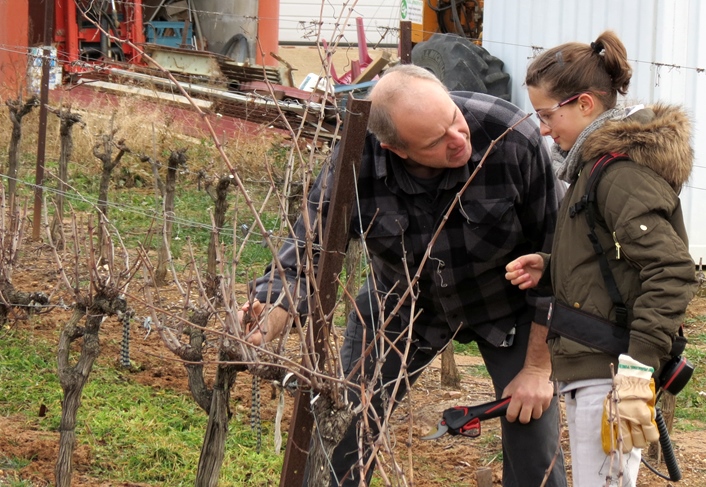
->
[[570, 152, 631, 331]]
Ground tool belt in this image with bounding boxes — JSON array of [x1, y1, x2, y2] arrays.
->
[[547, 299, 629, 357]]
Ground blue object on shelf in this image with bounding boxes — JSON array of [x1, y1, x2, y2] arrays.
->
[[145, 21, 193, 48]]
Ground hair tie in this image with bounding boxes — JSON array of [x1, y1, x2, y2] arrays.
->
[[591, 41, 605, 56], [555, 51, 565, 66]]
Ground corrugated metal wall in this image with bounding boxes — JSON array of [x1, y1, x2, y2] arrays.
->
[[278, 0, 399, 45], [484, 0, 706, 262]]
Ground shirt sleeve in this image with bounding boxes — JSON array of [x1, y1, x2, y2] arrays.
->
[[252, 155, 337, 314]]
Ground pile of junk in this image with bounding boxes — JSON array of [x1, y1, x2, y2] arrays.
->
[[42, 0, 393, 140]]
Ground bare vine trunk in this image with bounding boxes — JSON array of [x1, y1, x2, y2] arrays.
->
[[195, 357, 239, 487], [55, 295, 128, 487], [5, 96, 38, 214], [160, 307, 245, 486], [92, 126, 129, 262], [440, 341, 461, 388], [206, 176, 232, 277], [155, 149, 187, 286], [307, 394, 355, 486], [0, 277, 49, 324], [50, 107, 83, 247]]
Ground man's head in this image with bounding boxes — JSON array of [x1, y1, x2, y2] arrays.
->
[[367, 64, 472, 171]]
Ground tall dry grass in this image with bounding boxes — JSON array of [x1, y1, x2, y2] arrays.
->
[[0, 88, 293, 195]]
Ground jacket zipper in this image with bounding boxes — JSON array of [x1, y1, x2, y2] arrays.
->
[[612, 232, 621, 260]]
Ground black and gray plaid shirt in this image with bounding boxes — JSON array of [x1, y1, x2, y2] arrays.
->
[[255, 92, 558, 349]]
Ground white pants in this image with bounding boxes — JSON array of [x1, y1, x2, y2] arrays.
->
[[562, 379, 642, 487]]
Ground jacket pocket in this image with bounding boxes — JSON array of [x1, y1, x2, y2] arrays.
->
[[459, 198, 521, 261], [365, 212, 413, 267]]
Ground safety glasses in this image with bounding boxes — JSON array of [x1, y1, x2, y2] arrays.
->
[[534, 92, 584, 126]]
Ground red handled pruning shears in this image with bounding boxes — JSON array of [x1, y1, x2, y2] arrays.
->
[[421, 397, 511, 440]]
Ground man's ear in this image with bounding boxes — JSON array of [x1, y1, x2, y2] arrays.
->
[[380, 142, 408, 160]]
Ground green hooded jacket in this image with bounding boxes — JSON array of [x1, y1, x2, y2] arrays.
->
[[545, 104, 698, 381]]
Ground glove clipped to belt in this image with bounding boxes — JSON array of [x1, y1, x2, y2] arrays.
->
[[601, 354, 660, 454]]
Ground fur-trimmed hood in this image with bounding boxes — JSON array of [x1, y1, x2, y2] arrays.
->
[[581, 104, 693, 191]]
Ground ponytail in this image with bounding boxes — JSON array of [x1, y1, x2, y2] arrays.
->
[[525, 30, 632, 109]]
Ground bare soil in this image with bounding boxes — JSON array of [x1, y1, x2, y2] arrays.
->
[[1, 239, 705, 487]]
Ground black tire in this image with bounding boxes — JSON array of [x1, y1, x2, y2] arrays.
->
[[411, 33, 511, 101], [221, 34, 250, 63]]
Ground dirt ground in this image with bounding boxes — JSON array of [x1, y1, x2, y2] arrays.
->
[[1, 238, 706, 487]]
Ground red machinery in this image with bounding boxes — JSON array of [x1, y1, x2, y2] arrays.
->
[[54, 0, 145, 73]]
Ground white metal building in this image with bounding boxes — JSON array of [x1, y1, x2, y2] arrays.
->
[[278, 0, 400, 45], [484, 0, 706, 262]]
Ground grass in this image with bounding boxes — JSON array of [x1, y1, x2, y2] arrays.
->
[[453, 340, 481, 357], [674, 344, 706, 424], [0, 329, 283, 486], [0, 97, 313, 486], [0, 473, 34, 487], [670, 314, 706, 424]]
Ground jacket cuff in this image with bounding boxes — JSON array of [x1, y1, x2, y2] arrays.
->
[[530, 294, 552, 325], [537, 252, 552, 289], [628, 337, 662, 373]]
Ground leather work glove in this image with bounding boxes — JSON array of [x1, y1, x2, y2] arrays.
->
[[601, 354, 660, 454]]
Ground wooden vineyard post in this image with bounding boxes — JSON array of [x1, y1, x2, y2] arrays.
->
[[279, 94, 371, 486]]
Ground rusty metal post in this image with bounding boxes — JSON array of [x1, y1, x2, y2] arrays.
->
[[399, 20, 412, 64], [279, 94, 371, 487], [32, 0, 55, 240]]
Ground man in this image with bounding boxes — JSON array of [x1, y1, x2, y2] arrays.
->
[[242, 64, 566, 486]]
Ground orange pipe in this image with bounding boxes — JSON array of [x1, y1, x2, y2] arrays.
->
[[256, 0, 279, 66]]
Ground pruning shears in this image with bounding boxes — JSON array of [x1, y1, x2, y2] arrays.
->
[[421, 397, 511, 440]]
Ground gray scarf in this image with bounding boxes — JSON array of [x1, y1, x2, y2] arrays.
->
[[554, 107, 624, 183]]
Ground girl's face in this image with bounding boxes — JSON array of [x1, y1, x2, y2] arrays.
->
[[527, 86, 598, 151]]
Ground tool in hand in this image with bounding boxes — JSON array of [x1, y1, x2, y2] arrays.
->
[[421, 397, 511, 440]]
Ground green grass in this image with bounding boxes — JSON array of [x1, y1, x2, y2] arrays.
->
[[671, 314, 706, 424], [673, 345, 706, 424], [0, 329, 283, 486], [0, 473, 35, 487], [464, 364, 491, 379], [0, 456, 30, 471], [453, 340, 481, 356]]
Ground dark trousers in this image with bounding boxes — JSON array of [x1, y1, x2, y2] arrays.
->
[[303, 318, 567, 487]]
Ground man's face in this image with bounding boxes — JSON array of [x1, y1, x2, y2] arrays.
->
[[383, 82, 472, 170]]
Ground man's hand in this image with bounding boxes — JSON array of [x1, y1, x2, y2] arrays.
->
[[240, 300, 290, 346], [503, 366, 554, 424], [503, 322, 553, 424], [505, 254, 544, 290]]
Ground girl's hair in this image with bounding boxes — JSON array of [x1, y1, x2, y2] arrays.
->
[[525, 31, 632, 109]]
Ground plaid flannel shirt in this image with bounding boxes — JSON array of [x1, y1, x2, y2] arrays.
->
[[254, 92, 558, 349]]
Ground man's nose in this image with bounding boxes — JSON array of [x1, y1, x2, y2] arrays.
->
[[449, 129, 467, 146]]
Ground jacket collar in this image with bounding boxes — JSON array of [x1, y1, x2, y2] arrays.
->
[[581, 104, 693, 191]]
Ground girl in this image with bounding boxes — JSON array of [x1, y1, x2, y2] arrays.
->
[[506, 31, 697, 486]]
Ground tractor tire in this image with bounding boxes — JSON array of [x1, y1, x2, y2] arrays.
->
[[411, 33, 511, 101]]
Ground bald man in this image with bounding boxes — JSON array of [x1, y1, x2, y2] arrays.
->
[[244, 64, 566, 487]]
